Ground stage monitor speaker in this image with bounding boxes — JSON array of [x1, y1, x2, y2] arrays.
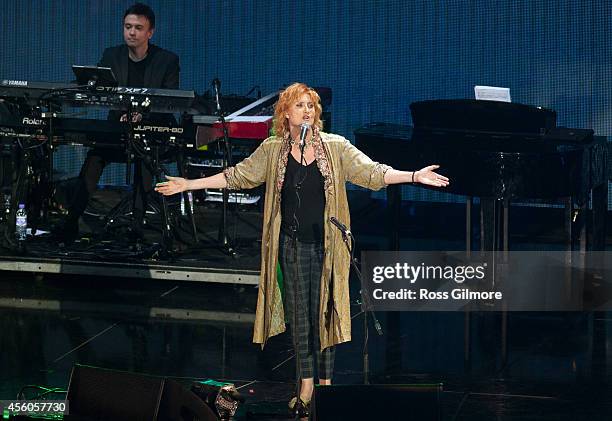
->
[[66, 364, 216, 421], [310, 384, 442, 421]]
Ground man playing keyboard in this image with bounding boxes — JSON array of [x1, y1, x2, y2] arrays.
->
[[60, 2, 179, 243]]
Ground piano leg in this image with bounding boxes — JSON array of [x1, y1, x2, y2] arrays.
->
[[384, 184, 402, 375], [465, 198, 473, 371], [466, 198, 472, 251], [384, 312, 401, 375], [502, 199, 509, 252], [580, 202, 587, 253], [479, 198, 511, 374], [464, 309, 471, 372], [563, 197, 573, 250], [591, 182, 607, 251], [501, 302, 508, 373], [480, 198, 496, 251]]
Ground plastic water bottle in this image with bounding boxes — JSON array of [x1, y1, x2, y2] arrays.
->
[[187, 191, 194, 213], [15, 203, 27, 241]]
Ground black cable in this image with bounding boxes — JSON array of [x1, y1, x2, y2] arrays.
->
[[1, 136, 29, 248], [37, 84, 90, 102], [17, 136, 48, 150], [16, 385, 66, 400]]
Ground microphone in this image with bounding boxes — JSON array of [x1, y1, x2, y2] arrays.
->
[[329, 216, 351, 236], [299, 122, 310, 146], [212, 78, 221, 114]]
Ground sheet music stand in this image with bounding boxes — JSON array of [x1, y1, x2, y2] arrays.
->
[[72, 65, 118, 88]]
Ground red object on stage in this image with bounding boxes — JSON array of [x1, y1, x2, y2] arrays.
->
[[195, 116, 272, 147], [214, 117, 272, 140], [193, 87, 331, 148], [194, 90, 278, 147]]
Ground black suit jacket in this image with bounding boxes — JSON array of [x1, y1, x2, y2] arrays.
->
[[97, 43, 180, 89], [98, 44, 179, 123]]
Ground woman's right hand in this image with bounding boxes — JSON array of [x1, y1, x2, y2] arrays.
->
[[155, 175, 189, 196]]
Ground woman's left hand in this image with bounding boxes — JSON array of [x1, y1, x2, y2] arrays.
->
[[414, 165, 449, 187]]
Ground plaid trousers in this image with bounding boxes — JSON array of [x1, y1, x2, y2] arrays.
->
[[279, 233, 335, 379]]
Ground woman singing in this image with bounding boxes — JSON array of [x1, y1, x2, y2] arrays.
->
[[155, 82, 448, 416]]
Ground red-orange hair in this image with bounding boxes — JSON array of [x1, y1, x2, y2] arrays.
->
[[273, 82, 324, 138]]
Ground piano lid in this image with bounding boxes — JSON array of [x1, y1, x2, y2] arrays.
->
[[410, 99, 556, 135]]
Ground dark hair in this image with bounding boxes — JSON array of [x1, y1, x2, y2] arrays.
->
[[123, 3, 155, 28]]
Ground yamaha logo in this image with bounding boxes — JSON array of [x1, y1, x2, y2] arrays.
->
[[2, 80, 28, 87]]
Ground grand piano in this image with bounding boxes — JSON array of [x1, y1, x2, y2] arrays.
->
[[355, 99, 608, 251], [356, 100, 609, 372]]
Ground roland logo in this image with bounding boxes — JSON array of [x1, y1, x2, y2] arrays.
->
[[134, 125, 183, 134], [22, 117, 45, 126], [3, 80, 28, 87]]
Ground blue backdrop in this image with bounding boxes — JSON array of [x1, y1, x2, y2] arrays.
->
[[1, 0, 610, 205]]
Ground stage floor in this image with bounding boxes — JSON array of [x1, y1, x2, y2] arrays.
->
[[0, 188, 609, 286], [0, 188, 265, 284], [0, 271, 611, 420], [0, 191, 610, 419]]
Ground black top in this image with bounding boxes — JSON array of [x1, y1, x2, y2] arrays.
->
[[127, 56, 150, 88], [281, 154, 326, 243]]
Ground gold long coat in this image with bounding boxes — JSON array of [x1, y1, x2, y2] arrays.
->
[[224, 130, 390, 350]]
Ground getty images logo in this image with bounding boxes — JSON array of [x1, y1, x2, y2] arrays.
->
[[372, 262, 487, 284]]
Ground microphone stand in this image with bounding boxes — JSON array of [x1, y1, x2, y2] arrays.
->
[[213, 79, 235, 256], [335, 224, 383, 385], [287, 125, 309, 418], [290, 137, 308, 419]]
